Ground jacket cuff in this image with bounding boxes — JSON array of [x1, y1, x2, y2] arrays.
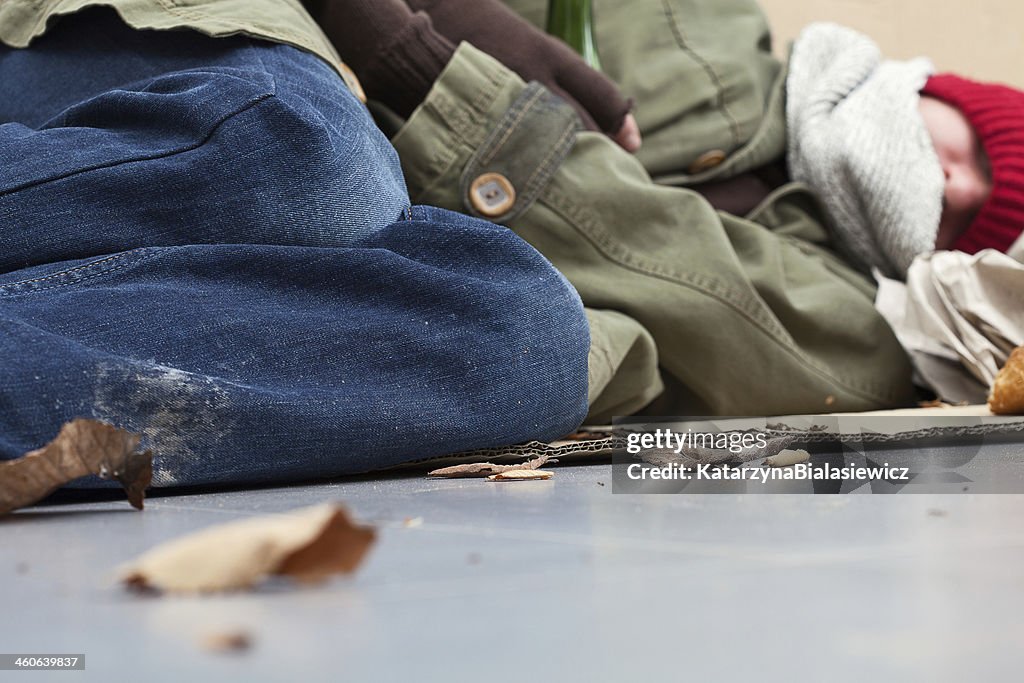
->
[[390, 41, 526, 203]]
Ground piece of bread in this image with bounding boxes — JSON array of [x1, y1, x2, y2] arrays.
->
[[989, 346, 1024, 415]]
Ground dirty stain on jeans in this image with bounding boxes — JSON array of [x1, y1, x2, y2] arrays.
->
[[91, 361, 233, 485]]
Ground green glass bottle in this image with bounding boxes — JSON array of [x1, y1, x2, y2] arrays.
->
[[545, 0, 603, 71]]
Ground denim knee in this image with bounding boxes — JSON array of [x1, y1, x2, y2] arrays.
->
[[377, 206, 592, 434], [222, 41, 412, 245], [0, 210, 589, 486]]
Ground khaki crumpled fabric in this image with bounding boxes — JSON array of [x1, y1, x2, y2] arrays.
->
[[875, 243, 1024, 403]]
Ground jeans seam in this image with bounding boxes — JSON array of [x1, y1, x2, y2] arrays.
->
[[0, 248, 158, 296], [0, 89, 275, 200]]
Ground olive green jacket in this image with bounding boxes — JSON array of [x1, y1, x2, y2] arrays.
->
[[391, 41, 914, 419], [389, 0, 915, 417]]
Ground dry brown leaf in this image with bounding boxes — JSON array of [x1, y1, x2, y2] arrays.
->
[[487, 470, 554, 481], [918, 399, 953, 409], [0, 419, 151, 515], [202, 631, 252, 653], [764, 449, 811, 468], [428, 454, 554, 479], [989, 346, 1024, 415], [120, 503, 376, 594]]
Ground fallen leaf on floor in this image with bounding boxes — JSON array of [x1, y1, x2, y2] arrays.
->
[[428, 454, 555, 479], [120, 503, 376, 594], [0, 419, 151, 516], [764, 449, 811, 468], [918, 399, 952, 409], [487, 470, 554, 481], [989, 345, 1024, 415], [202, 631, 252, 653]]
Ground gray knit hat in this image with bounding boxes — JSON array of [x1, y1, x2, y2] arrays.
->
[[787, 23, 945, 278]]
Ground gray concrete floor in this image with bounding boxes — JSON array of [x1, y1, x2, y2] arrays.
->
[[3, 463, 1024, 682]]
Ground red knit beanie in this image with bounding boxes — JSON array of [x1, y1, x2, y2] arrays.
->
[[921, 74, 1024, 255]]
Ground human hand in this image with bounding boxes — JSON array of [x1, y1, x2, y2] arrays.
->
[[407, 0, 641, 152]]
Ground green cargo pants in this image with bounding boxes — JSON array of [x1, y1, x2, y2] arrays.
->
[[390, 42, 915, 420]]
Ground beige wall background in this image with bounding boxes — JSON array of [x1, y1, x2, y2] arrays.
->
[[759, 0, 1024, 88]]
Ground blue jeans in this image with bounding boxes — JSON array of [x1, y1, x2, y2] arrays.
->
[[0, 9, 589, 487]]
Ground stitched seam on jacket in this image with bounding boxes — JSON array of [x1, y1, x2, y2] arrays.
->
[[414, 93, 473, 202], [427, 52, 508, 146], [543, 187, 786, 332], [157, 0, 312, 49], [660, 0, 741, 150], [459, 83, 577, 222], [478, 86, 545, 166], [539, 185, 901, 403], [522, 123, 576, 207], [413, 64, 508, 202]]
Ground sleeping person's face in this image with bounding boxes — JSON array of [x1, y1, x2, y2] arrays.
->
[[919, 95, 993, 249]]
